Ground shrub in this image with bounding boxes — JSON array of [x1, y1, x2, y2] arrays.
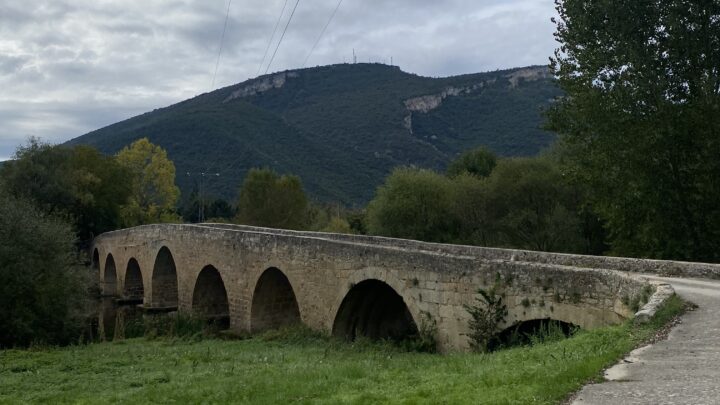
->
[[464, 288, 508, 352]]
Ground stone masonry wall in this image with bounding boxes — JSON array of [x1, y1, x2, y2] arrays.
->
[[92, 224, 662, 352]]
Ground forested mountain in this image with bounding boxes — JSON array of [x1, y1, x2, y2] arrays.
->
[[68, 63, 560, 205]]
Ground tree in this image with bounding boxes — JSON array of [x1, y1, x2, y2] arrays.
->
[[0, 183, 89, 347], [116, 138, 181, 227], [182, 192, 235, 223], [447, 146, 498, 178], [547, 0, 720, 261], [0, 139, 132, 240], [366, 167, 457, 242], [450, 173, 494, 246], [484, 158, 584, 253], [235, 168, 308, 230]]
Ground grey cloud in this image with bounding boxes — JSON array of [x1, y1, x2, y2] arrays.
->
[[0, 55, 28, 75]]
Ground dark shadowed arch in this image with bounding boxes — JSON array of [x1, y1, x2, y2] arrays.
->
[[151, 247, 178, 308], [123, 258, 144, 302], [92, 249, 100, 271], [192, 265, 230, 329], [332, 279, 417, 342], [103, 254, 118, 296], [250, 268, 301, 332], [488, 318, 580, 351]]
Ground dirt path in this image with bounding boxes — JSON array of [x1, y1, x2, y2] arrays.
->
[[572, 275, 720, 405]]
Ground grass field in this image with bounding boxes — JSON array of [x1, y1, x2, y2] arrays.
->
[[0, 296, 682, 404]]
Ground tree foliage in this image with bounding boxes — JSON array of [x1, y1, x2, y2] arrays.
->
[[181, 192, 236, 223], [0, 139, 132, 240], [366, 167, 457, 242], [484, 158, 584, 252], [0, 184, 89, 347], [447, 147, 497, 178], [116, 138, 181, 227], [547, 0, 720, 261], [235, 168, 308, 230], [366, 155, 600, 254], [465, 288, 508, 352]]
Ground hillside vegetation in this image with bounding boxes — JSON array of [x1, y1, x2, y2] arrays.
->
[[68, 63, 560, 204]]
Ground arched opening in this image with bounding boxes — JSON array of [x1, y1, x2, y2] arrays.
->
[[151, 247, 178, 308], [192, 265, 230, 330], [123, 258, 144, 303], [488, 319, 580, 351], [92, 249, 99, 271], [332, 279, 417, 342], [250, 268, 301, 332], [103, 254, 118, 296]]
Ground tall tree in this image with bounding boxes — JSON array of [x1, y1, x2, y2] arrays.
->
[[0, 139, 132, 240], [547, 0, 720, 261], [484, 158, 584, 253], [235, 168, 308, 230], [366, 167, 457, 242], [116, 138, 181, 226], [0, 183, 89, 347]]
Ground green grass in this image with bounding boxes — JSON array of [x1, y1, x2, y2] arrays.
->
[[0, 295, 683, 404]]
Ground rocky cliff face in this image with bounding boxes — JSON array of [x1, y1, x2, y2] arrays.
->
[[224, 72, 300, 101], [402, 66, 551, 134], [402, 84, 485, 133], [506, 66, 553, 88]]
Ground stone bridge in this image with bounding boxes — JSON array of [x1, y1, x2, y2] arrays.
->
[[92, 224, 681, 351]]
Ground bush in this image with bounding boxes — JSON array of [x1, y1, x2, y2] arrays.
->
[[464, 288, 508, 352], [0, 187, 90, 347]]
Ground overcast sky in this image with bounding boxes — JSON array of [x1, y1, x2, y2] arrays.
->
[[0, 0, 558, 160]]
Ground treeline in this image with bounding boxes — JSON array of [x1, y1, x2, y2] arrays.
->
[[183, 147, 604, 255], [0, 137, 180, 347], [1, 137, 180, 242], [366, 148, 603, 254]]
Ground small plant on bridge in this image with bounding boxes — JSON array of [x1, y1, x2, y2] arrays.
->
[[465, 287, 508, 352]]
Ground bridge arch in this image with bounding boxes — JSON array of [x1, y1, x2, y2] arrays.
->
[[192, 265, 230, 330], [92, 248, 100, 271], [250, 267, 301, 332], [123, 258, 144, 302], [488, 318, 579, 351], [151, 246, 178, 308], [333, 279, 418, 342], [103, 254, 118, 296]]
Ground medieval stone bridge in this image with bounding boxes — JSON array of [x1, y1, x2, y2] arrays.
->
[[91, 223, 696, 351]]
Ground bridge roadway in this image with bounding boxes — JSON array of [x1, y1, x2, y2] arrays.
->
[[573, 275, 720, 404], [92, 224, 712, 352]]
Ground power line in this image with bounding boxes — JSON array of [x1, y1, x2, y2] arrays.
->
[[303, 0, 344, 68], [211, 0, 233, 89], [256, 0, 290, 76], [265, 0, 301, 74]]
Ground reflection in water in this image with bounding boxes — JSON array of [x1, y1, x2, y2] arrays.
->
[[93, 299, 223, 341], [96, 298, 143, 341]]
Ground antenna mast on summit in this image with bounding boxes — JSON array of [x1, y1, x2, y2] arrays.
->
[[353, 48, 357, 64]]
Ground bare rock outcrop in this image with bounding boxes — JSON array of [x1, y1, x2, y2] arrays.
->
[[224, 72, 300, 102]]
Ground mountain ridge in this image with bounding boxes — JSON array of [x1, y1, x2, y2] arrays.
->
[[68, 63, 560, 205]]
